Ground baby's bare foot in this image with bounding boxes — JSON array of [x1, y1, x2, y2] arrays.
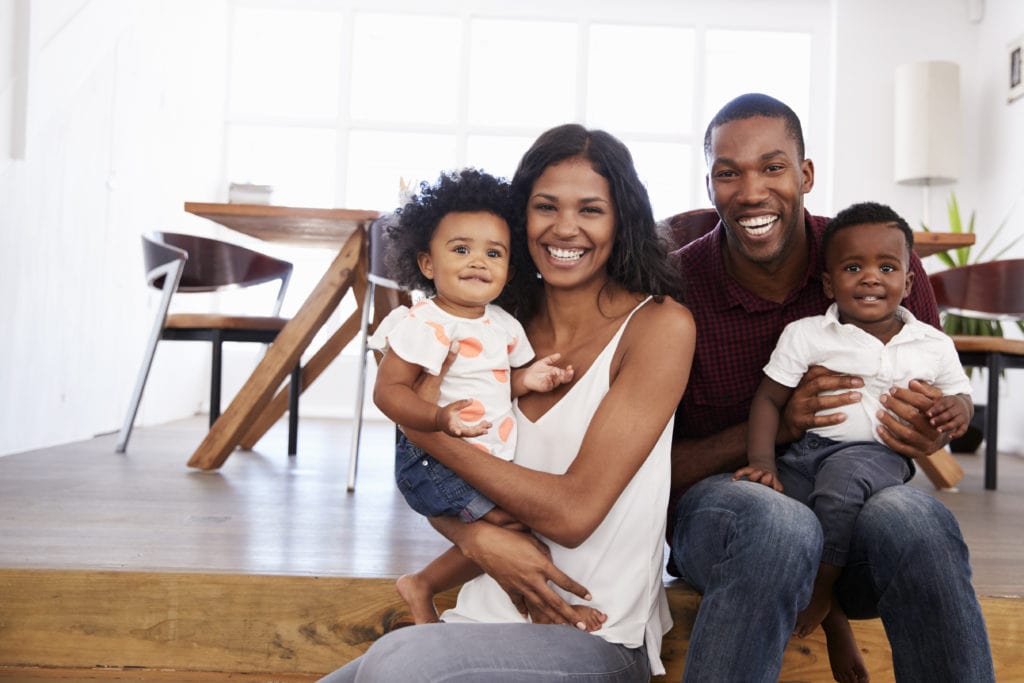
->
[[794, 592, 830, 637], [572, 604, 607, 632], [396, 573, 439, 624], [825, 619, 869, 682]]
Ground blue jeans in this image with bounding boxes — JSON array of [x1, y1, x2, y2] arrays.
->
[[670, 474, 820, 682], [316, 623, 650, 682], [776, 434, 911, 566], [395, 433, 496, 522], [670, 474, 995, 682]]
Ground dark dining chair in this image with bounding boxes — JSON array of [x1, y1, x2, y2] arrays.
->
[[929, 259, 1024, 490], [116, 232, 301, 455], [347, 216, 413, 491], [659, 207, 720, 249]]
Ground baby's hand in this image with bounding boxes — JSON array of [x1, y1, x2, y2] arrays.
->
[[733, 466, 784, 492], [435, 399, 491, 438], [522, 353, 575, 393], [926, 394, 971, 440]]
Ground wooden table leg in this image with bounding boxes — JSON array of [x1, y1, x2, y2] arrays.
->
[[187, 228, 365, 470], [916, 447, 965, 489], [238, 307, 364, 450]]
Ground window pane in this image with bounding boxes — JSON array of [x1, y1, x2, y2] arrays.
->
[[587, 25, 695, 135], [229, 8, 343, 120], [346, 130, 457, 211], [704, 30, 812, 128], [469, 19, 577, 127], [225, 125, 337, 208], [466, 135, 538, 181], [627, 141, 692, 221], [350, 13, 461, 124]]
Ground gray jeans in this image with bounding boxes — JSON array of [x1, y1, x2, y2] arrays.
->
[[317, 622, 650, 682]]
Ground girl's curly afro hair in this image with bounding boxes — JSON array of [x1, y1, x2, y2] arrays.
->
[[384, 168, 515, 296]]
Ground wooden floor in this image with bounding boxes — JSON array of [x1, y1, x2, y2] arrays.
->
[[1, 416, 1023, 681], [1, 415, 1021, 593], [0, 417, 450, 580]]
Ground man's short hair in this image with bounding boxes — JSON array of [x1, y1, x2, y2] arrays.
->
[[704, 93, 805, 162]]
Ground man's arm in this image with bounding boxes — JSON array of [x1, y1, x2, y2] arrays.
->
[[671, 423, 749, 494], [671, 366, 864, 496]]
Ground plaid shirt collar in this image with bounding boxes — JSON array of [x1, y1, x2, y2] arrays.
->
[[704, 210, 825, 313]]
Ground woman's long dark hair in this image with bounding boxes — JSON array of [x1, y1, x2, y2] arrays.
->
[[497, 123, 680, 322]]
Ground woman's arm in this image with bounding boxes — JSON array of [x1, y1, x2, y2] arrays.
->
[[407, 301, 696, 548], [428, 515, 595, 625], [374, 350, 478, 434]]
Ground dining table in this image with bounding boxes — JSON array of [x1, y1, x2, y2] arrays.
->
[[182, 201, 979, 482], [183, 201, 379, 470], [912, 230, 976, 258]]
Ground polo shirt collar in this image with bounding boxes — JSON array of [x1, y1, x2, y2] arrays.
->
[[821, 302, 926, 343]]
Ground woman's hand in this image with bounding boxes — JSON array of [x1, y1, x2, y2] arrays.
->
[[876, 379, 948, 458], [779, 366, 863, 443], [457, 520, 595, 627]]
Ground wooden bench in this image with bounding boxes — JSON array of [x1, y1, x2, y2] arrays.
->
[[2, 568, 1022, 681]]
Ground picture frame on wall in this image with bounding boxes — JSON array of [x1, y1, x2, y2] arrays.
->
[[1009, 36, 1024, 103]]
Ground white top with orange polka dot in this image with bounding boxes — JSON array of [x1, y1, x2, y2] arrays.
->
[[369, 299, 535, 461]]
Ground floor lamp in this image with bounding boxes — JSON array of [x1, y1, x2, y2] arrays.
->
[[894, 60, 961, 225]]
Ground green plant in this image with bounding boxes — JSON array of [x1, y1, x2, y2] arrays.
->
[[921, 192, 1024, 337]]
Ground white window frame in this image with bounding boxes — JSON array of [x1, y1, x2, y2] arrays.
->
[[224, 0, 834, 218]]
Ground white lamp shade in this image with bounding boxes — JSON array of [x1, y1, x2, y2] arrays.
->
[[894, 61, 961, 186]]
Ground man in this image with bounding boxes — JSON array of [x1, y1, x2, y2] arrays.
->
[[667, 93, 994, 682]]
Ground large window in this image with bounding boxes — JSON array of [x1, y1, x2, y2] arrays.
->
[[225, 0, 831, 220]]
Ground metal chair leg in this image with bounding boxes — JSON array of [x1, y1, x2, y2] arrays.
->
[[288, 364, 300, 456], [347, 281, 375, 492], [116, 260, 183, 453], [116, 331, 163, 453], [983, 353, 1002, 490], [210, 332, 223, 426]]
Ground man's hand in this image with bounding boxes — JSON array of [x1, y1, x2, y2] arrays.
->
[[780, 366, 864, 443], [876, 379, 948, 458]]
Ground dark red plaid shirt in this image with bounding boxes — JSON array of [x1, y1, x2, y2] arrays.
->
[[671, 211, 940, 445]]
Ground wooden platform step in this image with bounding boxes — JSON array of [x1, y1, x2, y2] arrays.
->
[[1, 568, 1021, 682]]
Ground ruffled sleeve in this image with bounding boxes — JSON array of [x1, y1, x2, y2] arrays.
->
[[369, 304, 453, 375]]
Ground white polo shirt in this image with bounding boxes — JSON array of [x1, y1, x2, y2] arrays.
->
[[764, 304, 972, 443]]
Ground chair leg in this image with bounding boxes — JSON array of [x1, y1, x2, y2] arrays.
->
[[347, 282, 375, 492], [116, 333, 164, 453], [983, 353, 1003, 490], [288, 364, 300, 456], [210, 332, 223, 427]]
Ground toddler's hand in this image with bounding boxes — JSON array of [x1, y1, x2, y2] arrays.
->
[[522, 353, 575, 393], [926, 394, 971, 440], [733, 466, 784, 492], [435, 399, 491, 438]]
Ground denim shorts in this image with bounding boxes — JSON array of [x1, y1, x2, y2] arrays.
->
[[395, 432, 496, 522]]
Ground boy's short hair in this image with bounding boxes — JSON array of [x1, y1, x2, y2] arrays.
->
[[385, 168, 514, 295], [823, 201, 915, 264]]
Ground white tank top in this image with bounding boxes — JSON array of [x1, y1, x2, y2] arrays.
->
[[440, 297, 673, 675]]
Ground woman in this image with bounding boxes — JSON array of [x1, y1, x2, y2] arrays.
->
[[320, 124, 695, 681]]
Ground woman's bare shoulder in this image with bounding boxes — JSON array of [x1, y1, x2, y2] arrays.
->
[[632, 296, 694, 335]]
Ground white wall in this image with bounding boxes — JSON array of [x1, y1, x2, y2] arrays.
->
[[828, 0, 1024, 451], [0, 0, 228, 455], [1, 0, 1022, 456]]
